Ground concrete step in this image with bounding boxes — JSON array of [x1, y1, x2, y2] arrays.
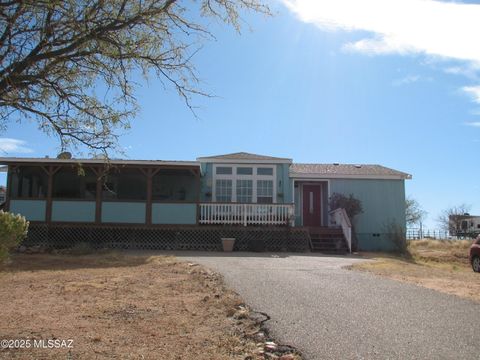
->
[[308, 227, 348, 253]]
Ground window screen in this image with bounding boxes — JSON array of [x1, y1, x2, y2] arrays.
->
[[102, 169, 146, 200], [152, 170, 196, 201], [53, 168, 97, 199], [10, 166, 48, 198]]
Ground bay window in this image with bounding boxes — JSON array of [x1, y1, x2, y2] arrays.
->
[[213, 164, 276, 203]]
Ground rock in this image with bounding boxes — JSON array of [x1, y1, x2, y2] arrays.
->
[[265, 341, 278, 352], [279, 355, 296, 360], [234, 308, 249, 320], [17, 245, 27, 253], [277, 345, 296, 353]]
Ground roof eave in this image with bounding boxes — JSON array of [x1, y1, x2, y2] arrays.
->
[[0, 157, 200, 168], [197, 157, 292, 164], [289, 172, 412, 180]]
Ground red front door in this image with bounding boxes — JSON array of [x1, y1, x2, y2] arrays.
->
[[302, 185, 322, 227]]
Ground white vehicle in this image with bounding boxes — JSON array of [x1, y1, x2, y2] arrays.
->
[[449, 214, 480, 238]]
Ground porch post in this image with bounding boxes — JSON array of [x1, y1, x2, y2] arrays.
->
[[146, 168, 153, 225], [45, 165, 53, 224], [93, 167, 102, 224], [5, 165, 13, 211], [195, 168, 200, 225], [243, 203, 247, 226]]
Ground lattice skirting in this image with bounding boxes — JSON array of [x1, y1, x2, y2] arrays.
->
[[24, 224, 310, 252]]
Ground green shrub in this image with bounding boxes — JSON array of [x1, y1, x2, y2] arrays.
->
[[0, 211, 29, 262]]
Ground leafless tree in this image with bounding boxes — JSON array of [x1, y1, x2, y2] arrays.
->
[[0, 0, 269, 154], [436, 203, 471, 233], [405, 196, 427, 227]]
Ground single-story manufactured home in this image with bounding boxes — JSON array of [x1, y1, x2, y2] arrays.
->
[[0, 152, 411, 252]]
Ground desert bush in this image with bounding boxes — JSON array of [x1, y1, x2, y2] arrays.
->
[[385, 221, 407, 254], [329, 193, 363, 219], [0, 211, 29, 262]]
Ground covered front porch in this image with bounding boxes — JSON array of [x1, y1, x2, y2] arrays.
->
[[3, 158, 201, 226]]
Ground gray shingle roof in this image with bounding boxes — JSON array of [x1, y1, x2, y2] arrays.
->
[[290, 163, 411, 179], [0, 157, 199, 167], [197, 152, 292, 162]]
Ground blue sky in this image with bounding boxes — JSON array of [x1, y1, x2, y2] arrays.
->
[[1, 0, 479, 228]]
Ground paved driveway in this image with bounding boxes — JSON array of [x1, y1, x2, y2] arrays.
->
[[176, 252, 480, 360]]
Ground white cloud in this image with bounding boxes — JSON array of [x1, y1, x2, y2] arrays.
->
[[444, 64, 480, 80], [282, 0, 480, 65], [392, 75, 419, 86], [0, 138, 34, 154], [462, 86, 480, 104], [465, 121, 480, 128]]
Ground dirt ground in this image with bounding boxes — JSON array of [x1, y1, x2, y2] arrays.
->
[[0, 252, 299, 360], [351, 239, 480, 303]]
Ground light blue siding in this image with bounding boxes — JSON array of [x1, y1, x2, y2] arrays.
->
[[200, 163, 213, 202], [329, 179, 406, 251], [52, 201, 95, 222], [276, 164, 292, 204], [101, 202, 146, 223], [294, 185, 302, 226], [9, 200, 46, 221], [152, 203, 197, 224]]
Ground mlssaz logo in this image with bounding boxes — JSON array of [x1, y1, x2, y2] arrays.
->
[[34, 339, 74, 349]]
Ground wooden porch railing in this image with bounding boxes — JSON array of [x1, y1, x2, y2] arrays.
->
[[329, 208, 352, 253], [199, 203, 295, 226]]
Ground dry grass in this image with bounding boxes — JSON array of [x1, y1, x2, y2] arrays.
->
[[409, 239, 472, 264], [352, 239, 480, 303], [0, 252, 299, 360]]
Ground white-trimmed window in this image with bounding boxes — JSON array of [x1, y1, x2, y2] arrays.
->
[[216, 167, 232, 175], [237, 167, 253, 175], [257, 167, 273, 176], [236, 180, 253, 203], [213, 164, 276, 203], [257, 180, 273, 204], [215, 179, 232, 202]]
